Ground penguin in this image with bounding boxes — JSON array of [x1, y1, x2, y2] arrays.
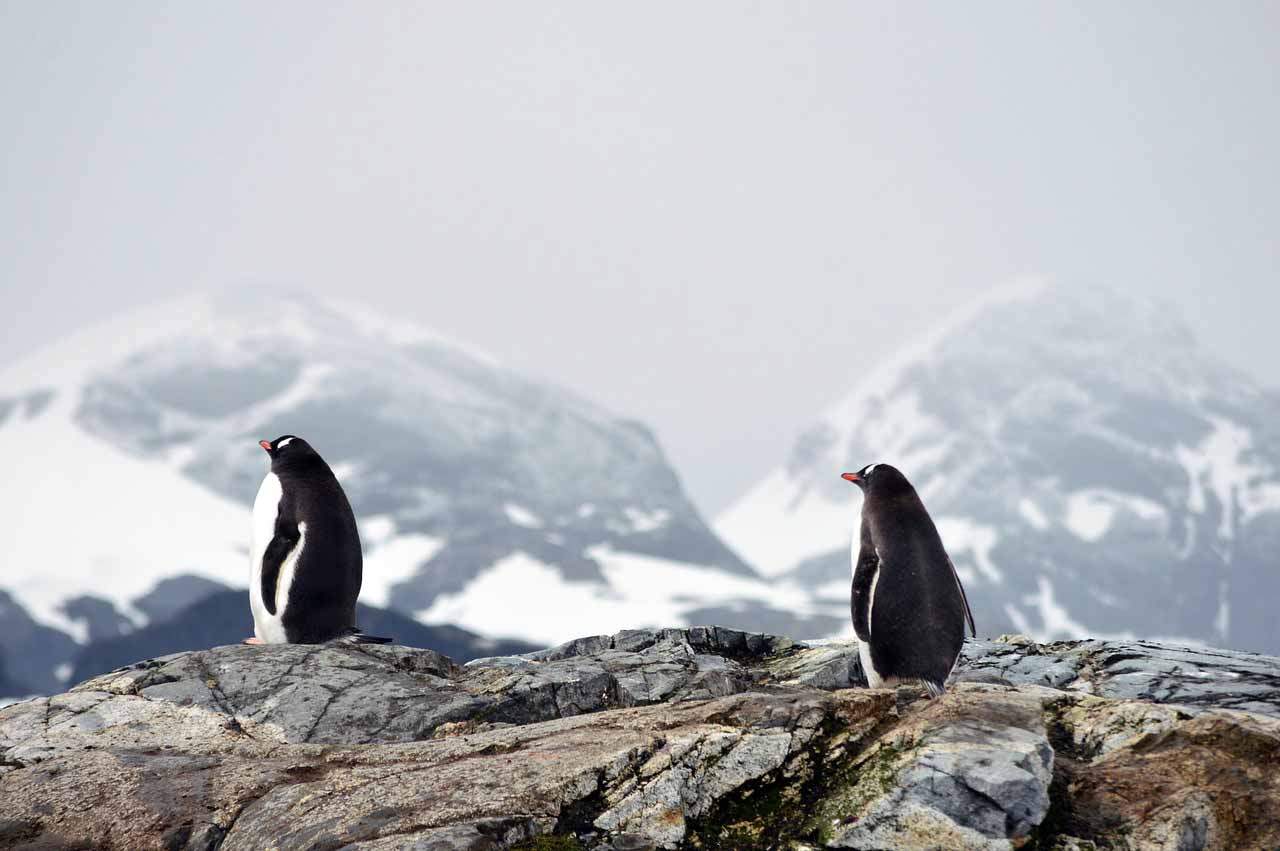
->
[[842, 463, 975, 696], [246, 435, 391, 645]]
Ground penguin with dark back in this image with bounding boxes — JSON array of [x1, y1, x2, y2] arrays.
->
[[246, 435, 391, 645], [842, 463, 975, 696]]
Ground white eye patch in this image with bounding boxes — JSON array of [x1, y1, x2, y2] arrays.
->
[[277, 437, 296, 448], [864, 463, 878, 476]]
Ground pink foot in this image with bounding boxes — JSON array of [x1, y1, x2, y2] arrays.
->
[[242, 637, 264, 645]]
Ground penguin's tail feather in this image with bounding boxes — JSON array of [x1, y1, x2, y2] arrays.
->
[[352, 633, 394, 644], [922, 679, 946, 699], [342, 628, 394, 645]]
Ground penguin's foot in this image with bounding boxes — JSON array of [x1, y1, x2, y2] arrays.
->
[[242, 637, 264, 645]]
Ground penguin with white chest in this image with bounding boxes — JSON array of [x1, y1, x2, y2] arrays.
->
[[843, 463, 974, 696], [247, 435, 390, 645]]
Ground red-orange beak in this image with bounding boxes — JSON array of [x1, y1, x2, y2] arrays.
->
[[259, 440, 272, 452], [841, 472, 860, 483]]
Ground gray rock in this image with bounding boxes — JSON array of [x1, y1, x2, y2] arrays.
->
[[959, 636, 1280, 719], [2, 627, 1279, 850], [816, 688, 1055, 850]]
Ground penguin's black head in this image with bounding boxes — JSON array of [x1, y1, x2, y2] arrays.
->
[[841, 463, 909, 494], [259, 435, 319, 467]]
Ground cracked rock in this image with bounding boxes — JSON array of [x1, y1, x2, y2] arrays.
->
[[815, 688, 1055, 850], [2, 628, 1279, 849]]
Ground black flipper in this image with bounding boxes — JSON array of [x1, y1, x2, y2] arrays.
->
[[259, 496, 300, 616], [946, 555, 977, 638]]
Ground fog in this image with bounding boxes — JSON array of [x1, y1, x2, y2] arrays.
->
[[2, 2, 1277, 514]]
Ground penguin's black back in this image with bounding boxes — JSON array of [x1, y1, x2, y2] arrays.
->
[[274, 449, 362, 643], [862, 469, 973, 690]]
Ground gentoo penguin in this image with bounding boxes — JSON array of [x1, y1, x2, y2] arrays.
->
[[247, 435, 390, 645], [842, 463, 974, 696]]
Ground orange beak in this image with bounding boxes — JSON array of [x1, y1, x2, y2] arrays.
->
[[259, 440, 272, 452], [841, 472, 860, 483]]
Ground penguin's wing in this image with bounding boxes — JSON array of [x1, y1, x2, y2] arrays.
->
[[946, 554, 977, 638], [259, 501, 301, 617], [850, 540, 880, 643]]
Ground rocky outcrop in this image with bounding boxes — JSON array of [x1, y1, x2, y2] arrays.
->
[[2, 628, 1278, 850]]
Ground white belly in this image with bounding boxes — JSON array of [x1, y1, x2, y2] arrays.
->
[[249, 473, 306, 644], [867, 566, 880, 634], [858, 639, 884, 688]]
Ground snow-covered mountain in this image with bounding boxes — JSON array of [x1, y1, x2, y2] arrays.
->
[[9, 281, 1274, 696], [0, 290, 834, 694], [717, 280, 1280, 654]]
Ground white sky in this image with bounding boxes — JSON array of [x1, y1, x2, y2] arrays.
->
[[2, 2, 1277, 514]]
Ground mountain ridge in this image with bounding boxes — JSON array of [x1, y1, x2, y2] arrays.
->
[[0, 289, 803, 695], [717, 281, 1280, 653]]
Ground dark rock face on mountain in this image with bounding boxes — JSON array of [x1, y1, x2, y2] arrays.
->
[[0, 656, 25, 701], [3, 627, 1278, 850], [0, 591, 79, 696], [68, 589, 539, 686]]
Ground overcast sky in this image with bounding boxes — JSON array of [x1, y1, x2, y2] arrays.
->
[[2, 2, 1278, 515]]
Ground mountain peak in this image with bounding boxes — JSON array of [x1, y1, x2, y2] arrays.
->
[[718, 282, 1280, 653], [2, 291, 798, 697]]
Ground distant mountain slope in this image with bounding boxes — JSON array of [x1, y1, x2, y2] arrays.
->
[[0, 591, 80, 695], [68, 589, 538, 685], [717, 281, 1280, 654], [1, 290, 812, 695]]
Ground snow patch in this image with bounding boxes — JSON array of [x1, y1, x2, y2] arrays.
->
[[419, 546, 824, 646], [1009, 576, 1193, 643], [1017, 498, 1050, 531], [359, 515, 397, 545], [1245, 484, 1280, 519], [935, 516, 1003, 583], [1062, 488, 1167, 542], [716, 469, 854, 576], [1023, 577, 1126, 641], [362, 531, 445, 608], [1175, 416, 1280, 538], [622, 507, 671, 533], [1065, 492, 1117, 542], [813, 579, 849, 601], [828, 391, 954, 491], [0, 390, 248, 639], [504, 504, 543, 529], [330, 461, 361, 482]]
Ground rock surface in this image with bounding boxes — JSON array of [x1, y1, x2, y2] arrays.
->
[[2, 628, 1279, 850]]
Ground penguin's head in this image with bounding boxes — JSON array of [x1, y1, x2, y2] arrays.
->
[[841, 463, 908, 494], [259, 435, 319, 468]]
